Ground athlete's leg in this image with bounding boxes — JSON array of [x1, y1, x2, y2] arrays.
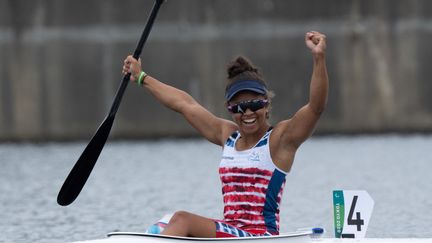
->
[[161, 211, 216, 237]]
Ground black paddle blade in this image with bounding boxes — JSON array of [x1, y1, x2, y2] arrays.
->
[[57, 115, 115, 206]]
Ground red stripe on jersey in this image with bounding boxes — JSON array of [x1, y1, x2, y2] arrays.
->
[[223, 194, 266, 204], [221, 176, 270, 185], [219, 167, 273, 177], [222, 185, 267, 194], [225, 212, 265, 223], [224, 204, 264, 213], [219, 164, 284, 232]]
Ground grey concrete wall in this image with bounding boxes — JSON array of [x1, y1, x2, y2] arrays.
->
[[1, 0, 432, 140]]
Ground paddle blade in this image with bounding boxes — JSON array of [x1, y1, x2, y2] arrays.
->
[[57, 115, 115, 206]]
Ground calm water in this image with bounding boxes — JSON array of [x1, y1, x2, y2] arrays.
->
[[1, 135, 432, 242]]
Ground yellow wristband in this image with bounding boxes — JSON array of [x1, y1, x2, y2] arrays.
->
[[137, 71, 147, 86]]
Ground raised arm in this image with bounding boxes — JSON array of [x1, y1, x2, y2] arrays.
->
[[122, 56, 237, 146], [272, 31, 329, 168]]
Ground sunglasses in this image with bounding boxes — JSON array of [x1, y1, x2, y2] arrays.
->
[[227, 99, 269, 114]]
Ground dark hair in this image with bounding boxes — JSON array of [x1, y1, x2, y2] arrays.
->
[[225, 56, 274, 99]]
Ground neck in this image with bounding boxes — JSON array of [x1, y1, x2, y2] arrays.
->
[[237, 124, 271, 150]]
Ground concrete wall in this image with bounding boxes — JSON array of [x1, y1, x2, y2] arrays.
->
[[1, 0, 432, 140]]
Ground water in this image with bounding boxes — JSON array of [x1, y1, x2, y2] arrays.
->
[[1, 135, 432, 242]]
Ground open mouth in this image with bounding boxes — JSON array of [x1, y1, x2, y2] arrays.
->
[[242, 118, 257, 125]]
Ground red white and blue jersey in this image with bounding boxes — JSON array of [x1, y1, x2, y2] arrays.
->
[[219, 129, 287, 235]]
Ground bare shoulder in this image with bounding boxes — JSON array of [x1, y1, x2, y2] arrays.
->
[[270, 119, 295, 146], [219, 120, 238, 146], [269, 119, 297, 172]]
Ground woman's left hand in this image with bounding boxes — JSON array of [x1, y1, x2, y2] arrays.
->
[[305, 31, 327, 57]]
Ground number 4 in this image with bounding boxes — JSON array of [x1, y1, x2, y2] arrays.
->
[[347, 195, 365, 231]]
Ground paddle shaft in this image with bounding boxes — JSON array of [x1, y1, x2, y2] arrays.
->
[[57, 0, 164, 206], [110, 0, 164, 117]]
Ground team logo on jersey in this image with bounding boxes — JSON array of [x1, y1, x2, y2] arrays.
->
[[249, 151, 260, 162]]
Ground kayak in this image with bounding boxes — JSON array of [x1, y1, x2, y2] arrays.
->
[[73, 228, 321, 243], [71, 231, 432, 243], [70, 191, 432, 242]]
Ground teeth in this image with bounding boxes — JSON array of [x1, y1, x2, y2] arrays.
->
[[243, 118, 256, 124]]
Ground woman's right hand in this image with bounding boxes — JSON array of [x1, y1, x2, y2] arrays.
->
[[122, 55, 142, 82]]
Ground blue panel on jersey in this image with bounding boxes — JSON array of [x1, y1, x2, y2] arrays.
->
[[263, 169, 286, 233]]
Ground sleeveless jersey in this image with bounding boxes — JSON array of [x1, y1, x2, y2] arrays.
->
[[219, 130, 287, 234]]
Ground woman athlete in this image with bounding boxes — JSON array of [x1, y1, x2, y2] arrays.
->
[[122, 31, 329, 238]]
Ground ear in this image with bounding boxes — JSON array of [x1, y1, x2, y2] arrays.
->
[[265, 103, 271, 119]]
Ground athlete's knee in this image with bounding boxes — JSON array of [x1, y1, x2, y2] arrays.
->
[[169, 211, 192, 225]]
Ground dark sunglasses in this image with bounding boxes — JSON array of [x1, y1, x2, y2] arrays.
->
[[227, 99, 269, 114]]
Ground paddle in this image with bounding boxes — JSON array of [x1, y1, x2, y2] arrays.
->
[[57, 0, 165, 206]]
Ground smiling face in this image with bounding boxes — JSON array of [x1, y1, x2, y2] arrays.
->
[[227, 91, 270, 136]]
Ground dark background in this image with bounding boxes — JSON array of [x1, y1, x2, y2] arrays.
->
[[1, 0, 431, 141]]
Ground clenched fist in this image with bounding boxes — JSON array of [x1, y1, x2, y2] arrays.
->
[[305, 31, 326, 57]]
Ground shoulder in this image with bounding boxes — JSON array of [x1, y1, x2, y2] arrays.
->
[[268, 120, 298, 172], [220, 121, 239, 146], [271, 114, 312, 150], [270, 119, 294, 146]]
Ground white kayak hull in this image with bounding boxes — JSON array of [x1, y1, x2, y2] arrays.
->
[[73, 230, 317, 243], [72, 231, 432, 243]]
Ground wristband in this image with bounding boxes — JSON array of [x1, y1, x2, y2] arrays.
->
[[137, 71, 147, 86]]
